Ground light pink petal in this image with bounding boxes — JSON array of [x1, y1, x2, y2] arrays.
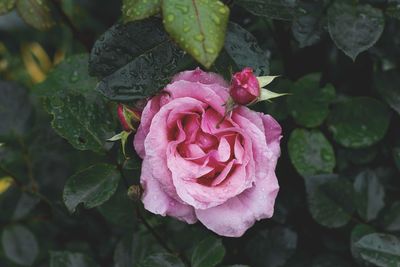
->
[[140, 159, 197, 224], [165, 80, 228, 115], [234, 136, 245, 164], [261, 114, 282, 160], [211, 160, 234, 186], [144, 98, 207, 198], [172, 67, 229, 88], [195, 170, 279, 237], [216, 137, 231, 162]]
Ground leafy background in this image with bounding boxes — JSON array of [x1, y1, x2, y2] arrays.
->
[[1, 0, 400, 266]]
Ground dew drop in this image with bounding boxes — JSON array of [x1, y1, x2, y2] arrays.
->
[[194, 34, 205, 41], [166, 14, 175, 22]]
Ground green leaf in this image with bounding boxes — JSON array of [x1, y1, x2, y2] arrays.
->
[[291, 1, 326, 48], [353, 170, 385, 222], [288, 129, 335, 177], [327, 3, 384, 60], [122, 0, 160, 22], [0, 0, 15, 15], [311, 254, 353, 267], [97, 184, 137, 229], [354, 233, 400, 267], [245, 226, 297, 267], [394, 147, 400, 171], [63, 164, 120, 213], [37, 54, 115, 153], [12, 192, 40, 220], [383, 201, 400, 232], [375, 70, 400, 116], [89, 18, 184, 101], [162, 0, 229, 68], [138, 253, 185, 267], [16, 0, 55, 31], [351, 224, 375, 265], [386, 1, 400, 20], [191, 237, 226, 267], [305, 174, 355, 228], [224, 22, 269, 75], [0, 81, 32, 138], [286, 73, 335, 127], [235, 0, 299, 20], [327, 97, 391, 148], [1, 224, 39, 266], [114, 232, 162, 267], [50, 251, 99, 267]]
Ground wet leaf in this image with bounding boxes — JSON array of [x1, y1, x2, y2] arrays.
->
[[50, 251, 99, 267], [0, 0, 16, 15], [236, 0, 299, 21], [191, 237, 226, 267], [162, 0, 229, 68], [383, 201, 400, 232], [16, 0, 55, 31], [138, 253, 185, 267], [122, 0, 160, 22], [375, 70, 400, 116]]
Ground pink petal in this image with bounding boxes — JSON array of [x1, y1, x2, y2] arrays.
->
[[140, 158, 197, 224], [172, 67, 229, 88]]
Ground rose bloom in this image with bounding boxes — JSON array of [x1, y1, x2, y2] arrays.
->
[[134, 68, 282, 237]]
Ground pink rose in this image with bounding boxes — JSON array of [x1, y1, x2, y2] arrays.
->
[[134, 68, 282, 237], [230, 67, 260, 105]]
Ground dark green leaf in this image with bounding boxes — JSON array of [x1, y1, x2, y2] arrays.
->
[[351, 224, 375, 265], [245, 226, 297, 267], [386, 0, 400, 20], [12, 192, 40, 220], [311, 254, 353, 267], [16, 0, 54, 31], [286, 73, 335, 127], [0, 0, 15, 15], [354, 233, 400, 267], [383, 201, 400, 232], [63, 164, 120, 213], [0, 81, 32, 137], [89, 19, 185, 101], [44, 95, 114, 153], [327, 97, 391, 148], [394, 147, 400, 171], [1, 224, 39, 266], [328, 3, 384, 60], [224, 22, 269, 76], [305, 174, 355, 228], [37, 54, 115, 153], [288, 129, 335, 177], [50, 251, 99, 267], [292, 1, 326, 48], [138, 253, 185, 267], [191, 237, 226, 267], [162, 0, 229, 68], [97, 184, 137, 229], [375, 70, 400, 116], [122, 0, 160, 22], [353, 170, 385, 221], [236, 0, 299, 21]]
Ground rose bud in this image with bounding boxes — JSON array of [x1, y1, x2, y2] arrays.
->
[[117, 104, 141, 132], [230, 67, 260, 105]]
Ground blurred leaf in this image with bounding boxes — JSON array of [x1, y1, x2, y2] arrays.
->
[[288, 129, 335, 177], [327, 97, 391, 148], [394, 147, 400, 171], [1, 224, 39, 266], [383, 201, 400, 232], [245, 226, 297, 267], [224, 22, 269, 76], [351, 224, 375, 265], [16, 0, 55, 31], [191, 236, 225, 267], [375, 70, 400, 116], [311, 254, 353, 267], [286, 73, 335, 127], [162, 0, 229, 68], [354, 233, 400, 267], [305, 174, 355, 228], [138, 253, 185, 267], [0, 0, 15, 15], [12, 192, 40, 220], [89, 18, 184, 101], [353, 170, 385, 222], [122, 0, 160, 22], [50, 251, 99, 267], [0, 81, 32, 138], [63, 164, 120, 213], [328, 3, 384, 60], [291, 1, 326, 48], [386, 0, 400, 20], [235, 0, 299, 21]]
